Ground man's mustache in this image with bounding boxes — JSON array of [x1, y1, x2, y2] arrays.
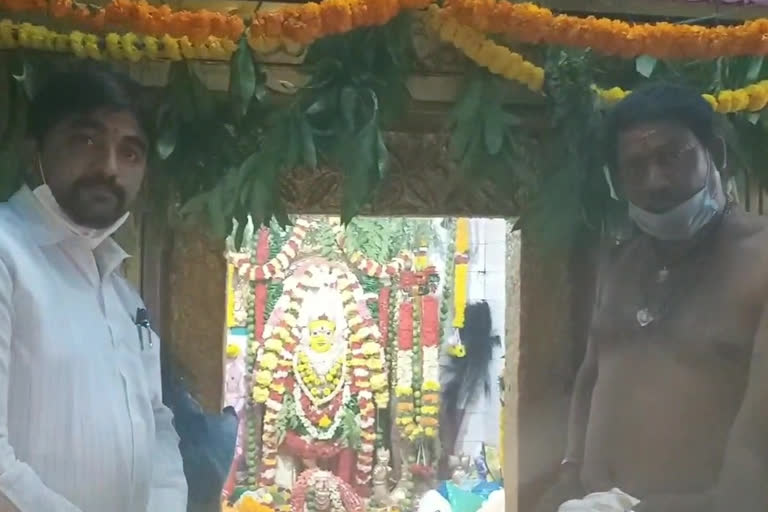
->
[[70, 176, 126, 205]]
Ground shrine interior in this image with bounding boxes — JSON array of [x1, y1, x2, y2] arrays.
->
[[221, 216, 517, 510]]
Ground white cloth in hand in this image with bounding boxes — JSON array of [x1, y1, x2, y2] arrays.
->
[[558, 488, 640, 512]]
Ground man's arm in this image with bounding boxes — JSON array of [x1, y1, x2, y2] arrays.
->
[[145, 330, 188, 512], [564, 335, 598, 464], [0, 260, 83, 512], [710, 303, 768, 511]]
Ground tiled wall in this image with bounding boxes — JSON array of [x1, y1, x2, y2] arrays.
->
[[458, 219, 509, 457]]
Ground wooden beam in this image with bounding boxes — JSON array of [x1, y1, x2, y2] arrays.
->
[[539, 0, 768, 22]]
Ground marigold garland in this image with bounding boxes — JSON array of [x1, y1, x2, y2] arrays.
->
[[420, 295, 439, 439], [426, 8, 768, 115], [444, 0, 768, 60], [597, 80, 768, 115], [0, 18, 235, 60], [248, 0, 432, 53], [424, 5, 543, 92], [452, 218, 470, 328], [0, 0, 245, 43]]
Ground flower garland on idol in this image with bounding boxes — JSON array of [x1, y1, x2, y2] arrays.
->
[[251, 262, 386, 489], [236, 219, 312, 282]]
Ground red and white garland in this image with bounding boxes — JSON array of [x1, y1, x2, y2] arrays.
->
[[331, 224, 413, 279], [233, 218, 312, 281], [420, 295, 440, 438]]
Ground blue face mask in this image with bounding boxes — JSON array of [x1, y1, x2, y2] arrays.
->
[[627, 167, 725, 241]]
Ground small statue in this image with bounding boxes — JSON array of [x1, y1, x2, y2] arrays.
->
[[449, 455, 467, 486], [291, 468, 364, 512], [371, 448, 392, 506]]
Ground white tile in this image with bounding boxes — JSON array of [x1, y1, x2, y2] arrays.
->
[[470, 243, 486, 269], [485, 245, 506, 272], [468, 272, 486, 301], [485, 219, 508, 243]]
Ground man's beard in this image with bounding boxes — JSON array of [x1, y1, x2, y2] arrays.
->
[[59, 175, 127, 229]]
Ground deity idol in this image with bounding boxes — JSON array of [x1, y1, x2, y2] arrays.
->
[[251, 260, 388, 495]]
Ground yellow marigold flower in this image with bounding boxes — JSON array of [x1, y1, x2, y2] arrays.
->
[[421, 405, 439, 415], [106, 33, 124, 60], [375, 391, 389, 406], [370, 373, 387, 391], [367, 359, 383, 371], [422, 380, 440, 392], [226, 343, 241, 359], [69, 32, 86, 58], [84, 35, 102, 60], [252, 386, 269, 403], [716, 90, 734, 114], [361, 342, 379, 355], [317, 415, 332, 428], [732, 89, 750, 112], [265, 338, 282, 352], [256, 370, 272, 386], [179, 36, 196, 59], [395, 386, 413, 397], [425, 427, 436, 438], [261, 352, 279, 370], [162, 34, 182, 61]]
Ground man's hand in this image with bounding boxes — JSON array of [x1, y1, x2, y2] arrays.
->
[[533, 465, 584, 512], [633, 492, 713, 512]]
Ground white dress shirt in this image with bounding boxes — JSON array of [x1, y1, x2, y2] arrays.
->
[[0, 187, 187, 512]]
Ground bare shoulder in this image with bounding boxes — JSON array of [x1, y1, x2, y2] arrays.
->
[[724, 209, 768, 293]]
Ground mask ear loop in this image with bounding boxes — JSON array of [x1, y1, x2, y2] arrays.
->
[[37, 155, 47, 186], [603, 166, 619, 201]]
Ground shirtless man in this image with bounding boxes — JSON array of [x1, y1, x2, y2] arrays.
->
[[535, 84, 768, 512]]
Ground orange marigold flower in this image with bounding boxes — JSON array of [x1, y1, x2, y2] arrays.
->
[[50, 0, 72, 19], [261, 11, 285, 38], [225, 16, 245, 39], [320, 0, 352, 34], [187, 11, 213, 44], [298, 2, 322, 40]]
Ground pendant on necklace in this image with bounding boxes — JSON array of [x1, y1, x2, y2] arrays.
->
[[636, 308, 654, 327]]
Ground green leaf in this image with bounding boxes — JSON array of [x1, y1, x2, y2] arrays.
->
[[0, 64, 9, 143], [483, 109, 504, 155], [454, 74, 485, 122], [233, 216, 247, 250], [340, 86, 359, 129], [300, 116, 317, 169], [635, 55, 657, 78], [230, 37, 257, 119], [376, 130, 388, 178], [747, 56, 764, 83], [155, 110, 179, 160], [207, 188, 230, 239]]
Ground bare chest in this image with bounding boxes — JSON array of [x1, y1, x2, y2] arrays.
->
[[592, 245, 763, 366]]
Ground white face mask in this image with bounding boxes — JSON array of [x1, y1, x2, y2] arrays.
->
[[30, 160, 129, 249], [627, 167, 725, 241]]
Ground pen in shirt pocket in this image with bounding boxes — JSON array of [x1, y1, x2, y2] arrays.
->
[[134, 308, 153, 350]]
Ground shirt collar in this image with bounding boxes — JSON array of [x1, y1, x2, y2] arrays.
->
[[9, 186, 130, 277]]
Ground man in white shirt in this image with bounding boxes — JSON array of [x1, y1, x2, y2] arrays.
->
[[0, 68, 187, 511]]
